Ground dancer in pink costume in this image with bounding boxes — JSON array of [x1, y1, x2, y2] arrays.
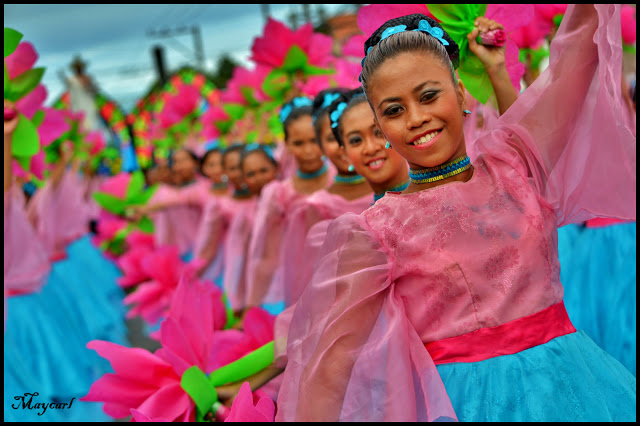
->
[[222, 144, 278, 316], [243, 97, 336, 315], [277, 6, 636, 422]]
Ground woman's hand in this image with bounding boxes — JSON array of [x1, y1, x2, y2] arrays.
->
[[216, 382, 242, 406], [467, 17, 507, 72]]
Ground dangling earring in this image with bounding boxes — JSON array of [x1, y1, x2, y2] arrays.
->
[[385, 141, 391, 149], [221, 174, 229, 182], [348, 164, 354, 172], [463, 109, 471, 116]]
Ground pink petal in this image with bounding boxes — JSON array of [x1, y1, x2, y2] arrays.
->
[[224, 382, 274, 422], [504, 39, 524, 92], [486, 4, 534, 34], [5, 41, 38, 79], [130, 408, 171, 422], [135, 382, 194, 422], [621, 5, 636, 45], [38, 107, 70, 147], [341, 34, 368, 58], [15, 84, 47, 119], [29, 150, 47, 180], [307, 32, 334, 67], [357, 4, 435, 39], [98, 172, 131, 199], [242, 307, 275, 347]]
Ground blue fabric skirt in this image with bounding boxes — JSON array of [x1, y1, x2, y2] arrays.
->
[[436, 330, 636, 422], [558, 222, 636, 376], [4, 234, 128, 421]]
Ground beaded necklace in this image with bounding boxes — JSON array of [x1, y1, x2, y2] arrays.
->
[[373, 179, 410, 203], [334, 173, 366, 185], [409, 155, 471, 184], [296, 162, 328, 180]]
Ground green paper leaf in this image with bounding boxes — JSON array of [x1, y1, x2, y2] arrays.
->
[[136, 215, 155, 233], [282, 45, 309, 73], [14, 154, 31, 172], [209, 341, 274, 386], [261, 69, 291, 101], [126, 171, 145, 201], [457, 55, 492, 104], [11, 114, 40, 158], [222, 103, 246, 121], [181, 366, 219, 416], [5, 67, 45, 102], [4, 28, 23, 58], [93, 191, 128, 215], [240, 86, 260, 108], [32, 109, 45, 128]]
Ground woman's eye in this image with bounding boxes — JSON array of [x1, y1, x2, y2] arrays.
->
[[348, 136, 363, 146], [421, 90, 440, 102], [384, 105, 402, 116]]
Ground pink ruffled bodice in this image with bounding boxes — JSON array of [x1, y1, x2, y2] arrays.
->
[[276, 5, 635, 421]]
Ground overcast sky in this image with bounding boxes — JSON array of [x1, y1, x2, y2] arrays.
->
[[4, 4, 353, 112]]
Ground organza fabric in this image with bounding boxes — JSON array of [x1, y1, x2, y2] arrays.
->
[[4, 185, 50, 302], [222, 197, 258, 312], [149, 178, 209, 256], [26, 169, 91, 259], [277, 4, 636, 421], [245, 176, 334, 309]]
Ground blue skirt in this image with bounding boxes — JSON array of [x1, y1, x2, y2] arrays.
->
[[437, 331, 636, 422], [4, 234, 129, 421], [558, 222, 636, 376]]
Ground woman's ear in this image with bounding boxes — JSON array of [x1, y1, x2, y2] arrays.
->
[[456, 79, 468, 110]]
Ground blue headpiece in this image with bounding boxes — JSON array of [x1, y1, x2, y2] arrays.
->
[[329, 92, 365, 129], [244, 143, 276, 162], [279, 96, 313, 123], [359, 19, 449, 82]]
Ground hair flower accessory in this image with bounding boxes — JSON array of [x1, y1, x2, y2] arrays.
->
[[278, 104, 292, 123], [330, 102, 347, 129], [380, 25, 407, 41], [321, 93, 341, 110], [245, 142, 275, 162], [291, 96, 312, 108], [414, 19, 449, 46]]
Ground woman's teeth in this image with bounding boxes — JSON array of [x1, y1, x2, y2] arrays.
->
[[412, 130, 440, 145]]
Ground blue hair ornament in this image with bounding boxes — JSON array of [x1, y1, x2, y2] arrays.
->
[[330, 102, 347, 129]]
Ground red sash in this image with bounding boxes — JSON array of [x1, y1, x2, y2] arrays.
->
[[425, 301, 576, 365]]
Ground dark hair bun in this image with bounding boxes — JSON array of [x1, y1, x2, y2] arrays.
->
[[364, 14, 459, 70]]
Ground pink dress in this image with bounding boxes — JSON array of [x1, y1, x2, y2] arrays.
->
[[192, 195, 253, 286], [26, 169, 91, 260], [222, 197, 259, 312], [149, 178, 210, 256], [244, 171, 336, 309], [4, 184, 51, 309], [276, 5, 636, 422], [273, 190, 373, 367]]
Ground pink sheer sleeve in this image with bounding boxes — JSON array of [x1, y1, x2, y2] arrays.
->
[[275, 213, 456, 422], [245, 181, 291, 307], [475, 4, 635, 226], [26, 169, 90, 258], [4, 184, 51, 298], [191, 197, 227, 266]]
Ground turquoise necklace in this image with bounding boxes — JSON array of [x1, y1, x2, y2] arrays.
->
[[233, 185, 252, 197], [373, 179, 410, 203], [211, 181, 228, 191], [409, 155, 471, 184], [334, 173, 366, 185], [296, 162, 328, 180]]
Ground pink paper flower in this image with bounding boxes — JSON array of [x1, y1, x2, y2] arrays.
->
[[341, 34, 368, 59], [478, 28, 507, 46], [221, 64, 271, 105], [250, 18, 333, 69], [4, 41, 38, 79], [125, 230, 155, 251], [81, 340, 195, 422], [38, 107, 71, 147], [116, 245, 154, 288], [15, 84, 47, 120], [158, 84, 201, 129], [123, 245, 186, 324], [98, 172, 131, 199], [130, 409, 170, 422], [621, 5, 636, 45], [86, 130, 106, 156], [224, 382, 275, 422], [357, 4, 438, 39]]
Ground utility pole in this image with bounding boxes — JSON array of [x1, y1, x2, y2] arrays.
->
[[261, 4, 270, 23], [152, 45, 168, 86], [147, 24, 205, 72]]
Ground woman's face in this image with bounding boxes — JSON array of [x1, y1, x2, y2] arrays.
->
[[341, 102, 408, 191], [172, 149, 198, 182], [318, 114, 351, 174], [201, 151, 224, 183], [242, 152, 278, 196], [367, 51, 467, 170], [285, 115, 325, 174], [223, 150, 245, 189]]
